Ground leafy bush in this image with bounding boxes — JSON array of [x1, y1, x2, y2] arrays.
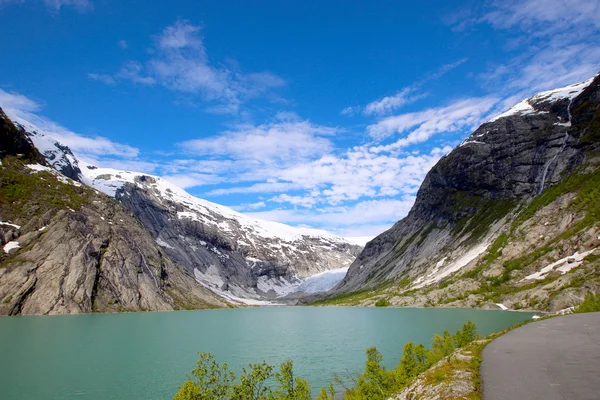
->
[[374, 298, 391, 307], [174, 354, 310, 400], [174, 322, 479, 400]]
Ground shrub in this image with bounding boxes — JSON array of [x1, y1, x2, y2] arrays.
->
[[174, 321, 480, 400], [374, 298, 391, 307], [173, 354, 311, 400]]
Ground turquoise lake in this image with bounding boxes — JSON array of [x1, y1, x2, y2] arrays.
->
[[0, 307, 534, 399]]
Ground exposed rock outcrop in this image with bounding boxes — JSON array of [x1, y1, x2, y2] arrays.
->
[[0, 110, 227, 315]]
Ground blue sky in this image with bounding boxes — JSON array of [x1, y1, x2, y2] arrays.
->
[[0, 0, 599, 238]]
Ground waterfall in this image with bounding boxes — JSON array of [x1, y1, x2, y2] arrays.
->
[[538, 98, 573, 194]]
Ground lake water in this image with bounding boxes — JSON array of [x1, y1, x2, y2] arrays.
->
[[0, 307, 533, 399]]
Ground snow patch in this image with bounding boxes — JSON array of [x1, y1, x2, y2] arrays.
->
[[520, 249, 595, 281], [155, 238, 175, 249], [413, 243, 490, 289], [3, 241, 20, 253], [489, 98, 538, 122], [0, 221, 21, 229], [26, 163, 53, 173], [488, 76, 595, 123], [495, 303, 509, 310]]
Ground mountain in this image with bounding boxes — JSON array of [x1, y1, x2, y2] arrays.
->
[[78, 164, 360, 302], [0, 109, 228, 315], [2, 112, 361, 309], [327, 73, 600, 312]]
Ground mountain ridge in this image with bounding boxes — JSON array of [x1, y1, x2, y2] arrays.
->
[[323, 73, 600, 312], [1, 111, 361, 308]]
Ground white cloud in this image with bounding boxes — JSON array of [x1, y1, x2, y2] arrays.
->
[[367, 96, 499, 147], [89, 20, 285, 113], [246, 197, 416, 236], [87, 73, 116, 85], [471, 0, 600, 104], [340, 106, 357, 116], [117, 40, 128, 49], [205, 144, 448, 211], [44, 0, 91, 12], [345, 58, 468, 117], [160, 173, 222, 189], [364, 88, 427, 116], [208, 181, 307, 196], [269, 194, 319, 208], [230, 201, 267, 212], [0, 0, 92, 11], [482, 0, 600, 32], [180, 119, 336, 164], [0, 89, 139, 160]]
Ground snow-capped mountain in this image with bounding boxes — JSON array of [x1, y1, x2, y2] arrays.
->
[[336, 73, 600, 309], [9, 116, 361, 303]]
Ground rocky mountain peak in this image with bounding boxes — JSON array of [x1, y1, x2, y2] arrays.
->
[[336, 73, 600, 293]]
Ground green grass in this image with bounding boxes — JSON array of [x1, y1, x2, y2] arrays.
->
[[310, 286, 385, 306], [0, 156, 91, 220], [574, 292, 600, 313]]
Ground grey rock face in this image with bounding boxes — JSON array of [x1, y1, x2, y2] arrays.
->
[[337, 74, 600, 292], [0, 111, 227, 315], [0, 201, 227, 315], [112, 178, 360, 300]]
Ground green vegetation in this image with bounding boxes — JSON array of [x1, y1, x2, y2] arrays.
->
[[174, 355, 310, 400], [452, 196, 515, 245], [574, 292, 600, 313], [0, 156, 90, 220], [374, 298, 391, 307], [310, 285, 389, 306], [173, 322, 479, 400]]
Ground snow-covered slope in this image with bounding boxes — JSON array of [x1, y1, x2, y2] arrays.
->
[[9, 115, 360, 302], [10, 117, 83, 181], [489, 77, 594, 122], [80, 163, 349, 244]]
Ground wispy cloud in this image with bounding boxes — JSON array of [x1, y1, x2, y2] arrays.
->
[[1, 0, 93, 12], [481, 0, 600, 32], [246, 197, 416, 236], [463, 0, 600, 102], [44, 0, 91, 12], [89, 20, 286, 114], [364, 87, 427, 116], [345, 58, 468, 117], [179, 119, 337, 164], [117, 39, 128, 49], [0, 89, 138, 160], [367, 96, 498, 145]]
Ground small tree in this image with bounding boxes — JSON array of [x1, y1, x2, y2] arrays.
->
[[316, 383, 336, 400], [273, 360, 311, 400], [174, 353, 235, 400]]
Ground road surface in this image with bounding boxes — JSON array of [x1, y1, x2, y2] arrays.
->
[[481, 312, 600, 400]]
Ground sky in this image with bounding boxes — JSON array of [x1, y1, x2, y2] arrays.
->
[[0, 0, 599, 239]]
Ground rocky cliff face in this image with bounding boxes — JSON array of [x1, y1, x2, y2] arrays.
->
[[0, 111, 228, 315], [335, 74, 600, 310]]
